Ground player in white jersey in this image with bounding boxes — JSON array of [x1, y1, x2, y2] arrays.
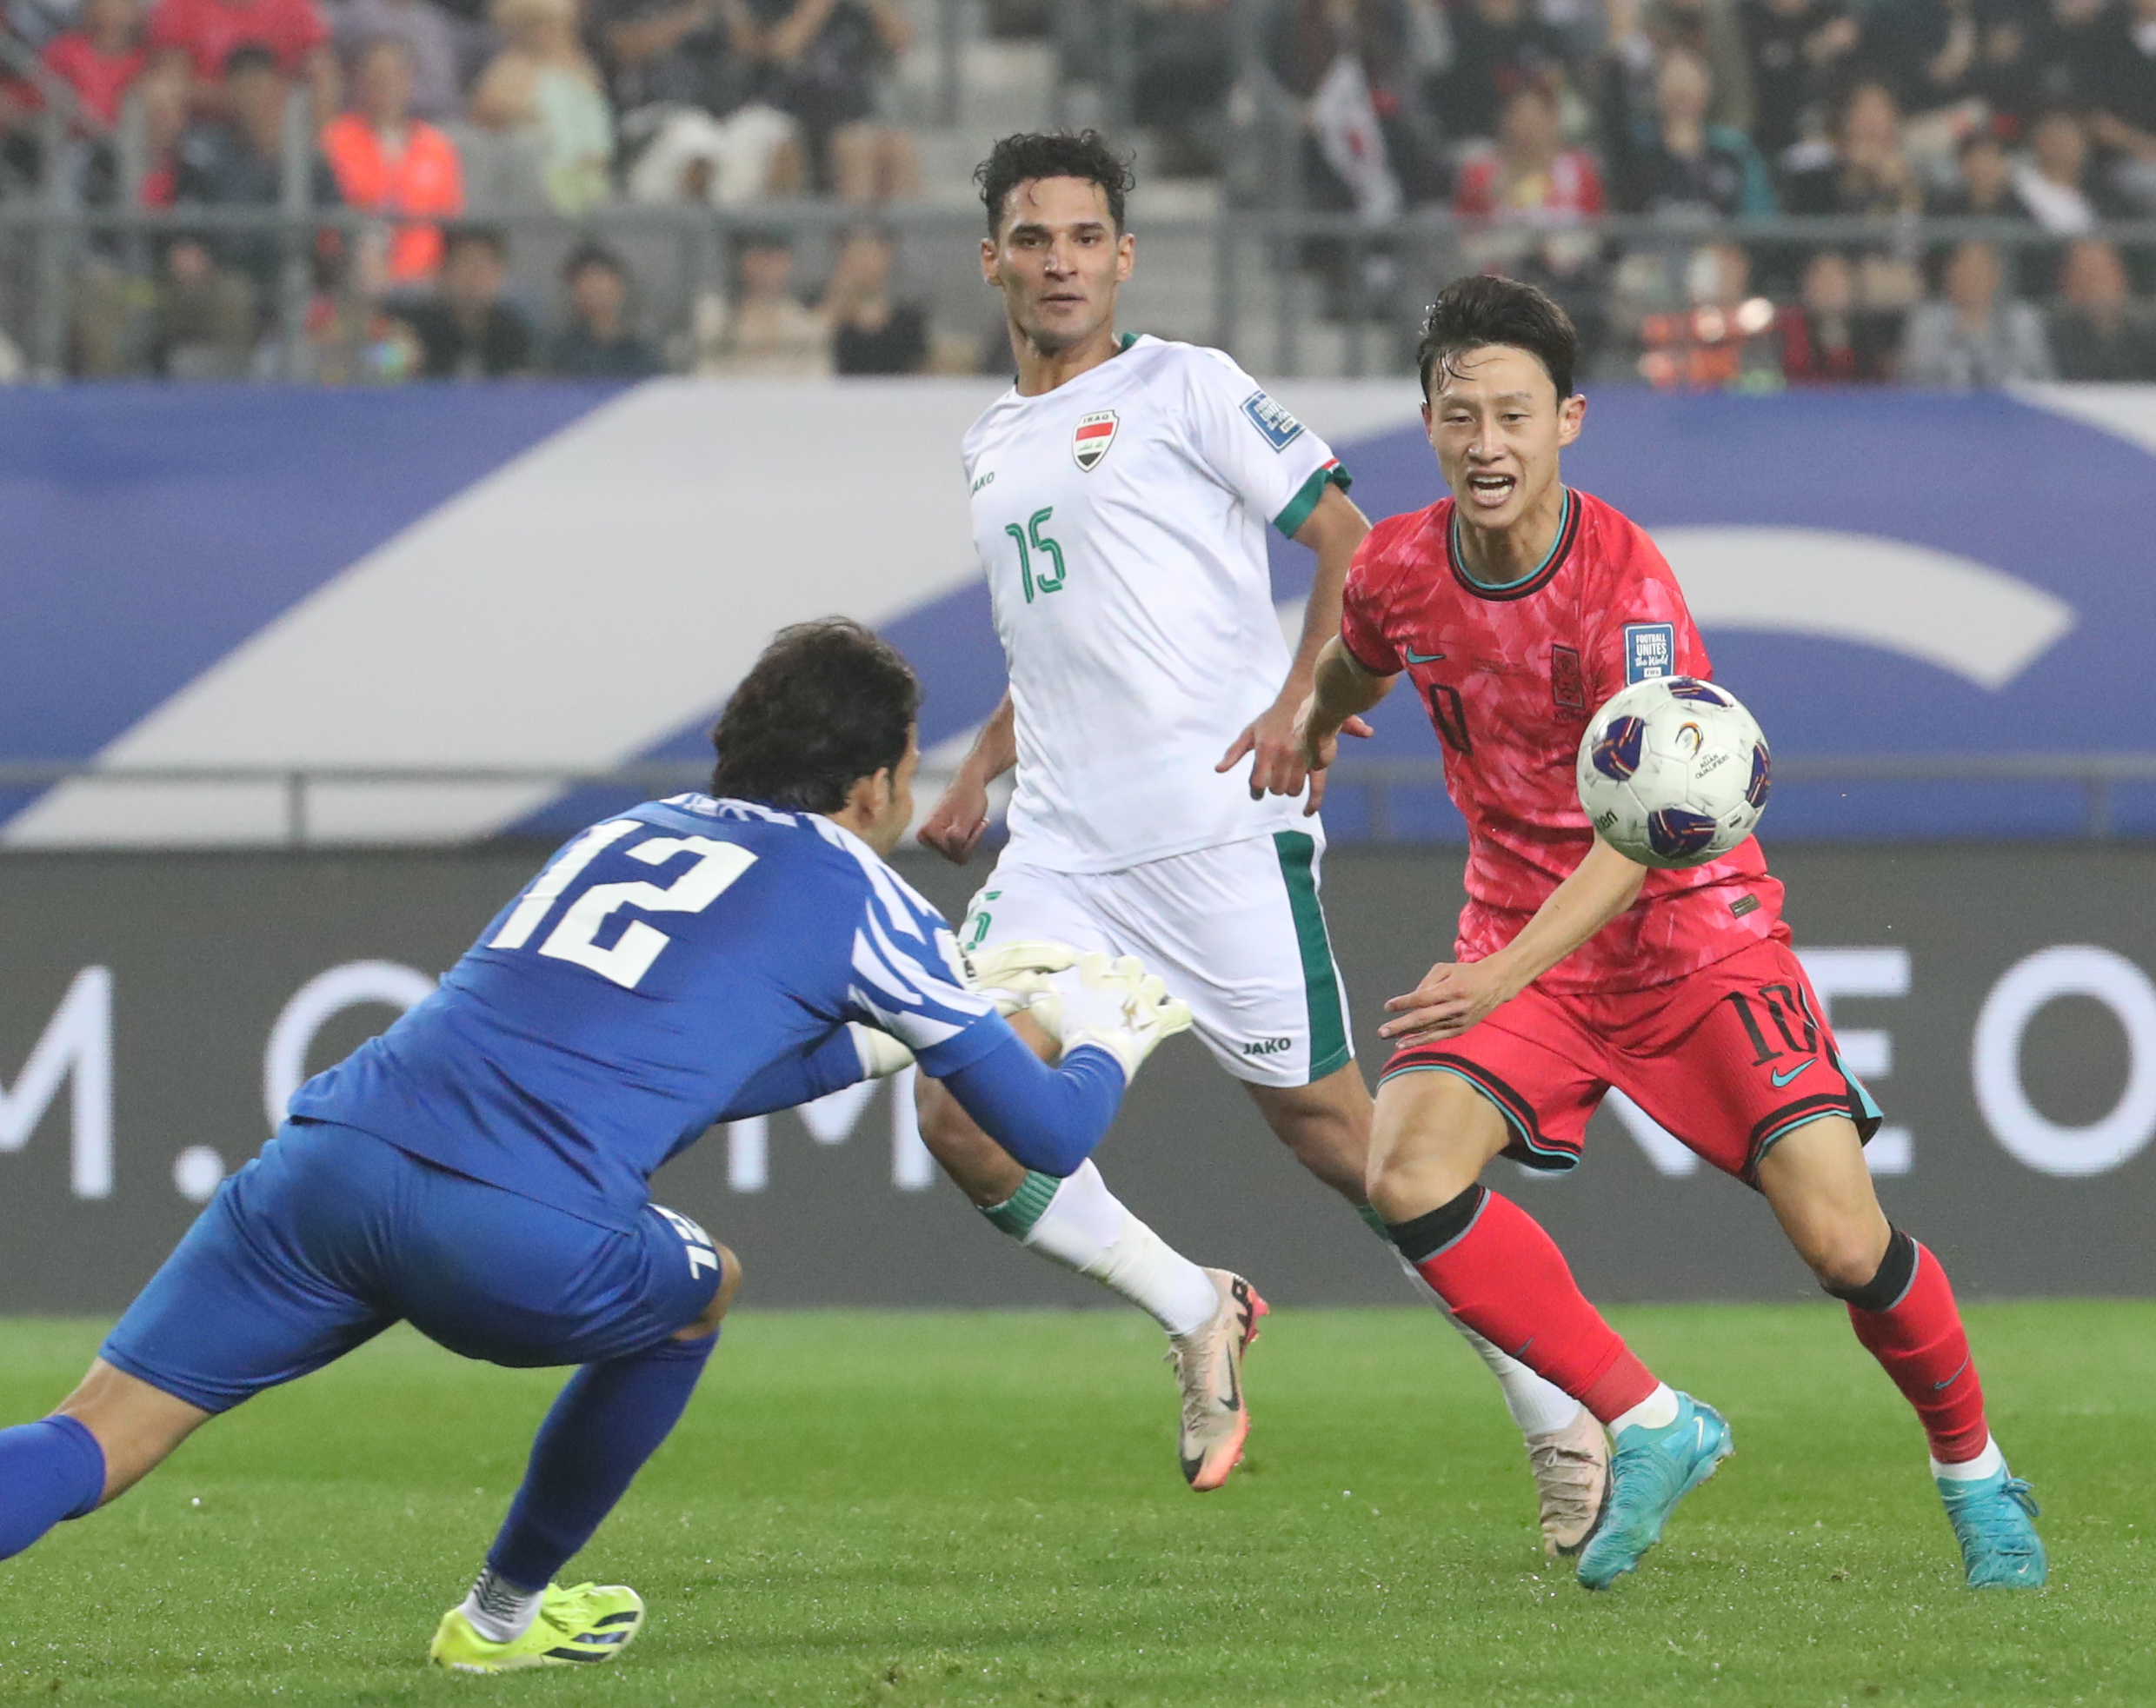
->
[[912, 131, 1611, 1544]]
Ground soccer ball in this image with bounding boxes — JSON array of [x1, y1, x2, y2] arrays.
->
[[1575, 676, 1771, 868]]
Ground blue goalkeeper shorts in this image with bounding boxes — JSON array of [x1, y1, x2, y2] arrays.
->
[[101, 1121, 725, 1414]]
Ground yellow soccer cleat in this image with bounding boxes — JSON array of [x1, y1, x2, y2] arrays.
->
[[428, 1581, 646, 1673]]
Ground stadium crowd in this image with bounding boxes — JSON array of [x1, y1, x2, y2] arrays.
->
[[0, 0, 2150, 381]]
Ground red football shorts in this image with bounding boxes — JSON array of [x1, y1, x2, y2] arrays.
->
[[1378, 934, 1884, 1185]]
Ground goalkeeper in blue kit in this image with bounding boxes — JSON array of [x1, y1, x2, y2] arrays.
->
[[0, 619, 1188, 1673]]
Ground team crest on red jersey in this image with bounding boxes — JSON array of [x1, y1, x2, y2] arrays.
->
[[1072, 411, 1118, 471], [1550, 644, 1586, 716]]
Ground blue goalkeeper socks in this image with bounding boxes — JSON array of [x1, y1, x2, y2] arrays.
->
[[0, 1415, 106, 1560], [485, 1330, 717, 1590]]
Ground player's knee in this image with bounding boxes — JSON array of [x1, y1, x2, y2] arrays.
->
[[1807, 1224, 1894, 1298], [677, 1242, 742, 1339]]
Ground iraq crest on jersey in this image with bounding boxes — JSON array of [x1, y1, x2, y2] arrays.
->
[[1072, 410, 1118, 471]]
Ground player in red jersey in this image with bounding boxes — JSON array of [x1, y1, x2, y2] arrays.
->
[[1287, 275, 2046, 1592]]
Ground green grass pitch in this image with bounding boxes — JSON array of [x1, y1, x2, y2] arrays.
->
[[2, 1303, 2151, 1706]]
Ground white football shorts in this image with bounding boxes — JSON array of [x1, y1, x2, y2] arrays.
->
[[960, 827, 1354, 1088]]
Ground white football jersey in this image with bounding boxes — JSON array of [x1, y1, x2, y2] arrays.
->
[[962, 336, 1347, 874]]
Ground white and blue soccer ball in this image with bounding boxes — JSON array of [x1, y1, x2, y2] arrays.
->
[[1575, 675, 1771, 868]]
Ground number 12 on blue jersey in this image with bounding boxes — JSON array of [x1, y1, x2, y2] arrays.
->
[[489, 819, 758, 991]]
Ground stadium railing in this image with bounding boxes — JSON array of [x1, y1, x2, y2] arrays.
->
[[4, 196, 2154, 382], [3, 756, 2153, 848]]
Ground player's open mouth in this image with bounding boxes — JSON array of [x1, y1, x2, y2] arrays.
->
[[1466, 474, 1515, 503]]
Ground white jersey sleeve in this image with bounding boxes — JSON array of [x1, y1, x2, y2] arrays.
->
[[1176, 349, 1348, 540]]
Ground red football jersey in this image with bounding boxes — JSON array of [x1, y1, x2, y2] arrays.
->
[[1340, 487, 1783, 994]]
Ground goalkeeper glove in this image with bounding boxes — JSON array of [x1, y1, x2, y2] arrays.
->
[[1039, 953, 1193, 1084], [962, 939, 1078, 1024], [847, 1021, 915, 1080]]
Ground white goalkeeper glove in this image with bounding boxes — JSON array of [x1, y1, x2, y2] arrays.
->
[[1038, 952, 1194, 1084], [846, 1021, 915, 1080], [962, 939, 1079, 1025]]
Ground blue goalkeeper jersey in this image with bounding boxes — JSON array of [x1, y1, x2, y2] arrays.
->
[[289, 794, 1010, 1231]]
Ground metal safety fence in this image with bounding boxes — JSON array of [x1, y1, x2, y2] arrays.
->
[[3, 755, 2153, 849]]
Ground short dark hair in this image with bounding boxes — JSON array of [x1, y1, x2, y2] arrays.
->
[[975, 130, 1135, 236], [1415, 274, 1578, 400], [709, 619, 921, 814], [223, 42, 280, 77], [562, 240, 625, 283], [443, 223, 508, 263]]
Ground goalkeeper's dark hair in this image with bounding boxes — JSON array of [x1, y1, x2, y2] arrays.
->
[[975, 130, 1135, 236], [709, 619, 920, 814], [1415, 274, 1578, 402]]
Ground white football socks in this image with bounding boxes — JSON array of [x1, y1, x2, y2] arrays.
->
[[1004, 1161, 1221, 1338], [1933, 1435, 2004, 1482], [1375, 1239, 1584, 1436], [1612, 1383, 1680, 1436], [460, 1567, 544, 1644]]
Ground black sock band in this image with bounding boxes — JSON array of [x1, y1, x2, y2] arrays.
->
[[1829, 1226, 1919, 1313], [1386, 1184, 1488, 1264]]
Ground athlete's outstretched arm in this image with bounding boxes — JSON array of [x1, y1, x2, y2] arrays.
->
[[1219, 484, 1374, 809], [918, 691, 1015, 864], [1286, 635, 1394, 814], [1381, 836, 1648, 1044], [935, 1029, 1127, 1177]]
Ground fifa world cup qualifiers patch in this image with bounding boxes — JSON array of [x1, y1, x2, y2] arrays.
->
[[1241, 389, 1305, 451], [1624, 622, 1676, 684], [1072, 410, 1118, 471]]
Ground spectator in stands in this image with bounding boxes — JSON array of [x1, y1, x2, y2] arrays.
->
[[1635, 238, 1782, 389], [602, 0, 801, 205], [1132, 0, 1234, 176], [321, 37, 462, 287], [2013, 106, 2112, 230], [542, 241, 662, 375], [1265, 0, 1448, 210], [2020, 0, 2114, 114], [1427, 0, 1574, 142], [2047, 236, 2156, 375], [172, 44, 342, 311], [694, 226, 830, 375], [394, 222, 534, 375], [1739, 0, 1859, 161], [1927, 123, 2024, 217], [1640, 0, 1754, 135], [2085, 0, 2156, 212], [1857, 0, 2033, 130], [147, 0, 335, 116], [470, 0, 612, 213], [1899, 237, 2056, 384], [820, 225, 926, 374], [750, 0, 916, 203], [1781, 78, 1922, 216], [41, 0, 150, 128], [1610, 45, 1777, 217], [330, 0, 459, 119], [1453, 83, 1607, 349], [150, 233, 258, 373], [1776, 247, 1900, 382]]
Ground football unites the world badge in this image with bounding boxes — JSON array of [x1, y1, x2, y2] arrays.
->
[[1072, 410, 1118, 471]]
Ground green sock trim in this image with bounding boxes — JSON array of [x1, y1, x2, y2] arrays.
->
[[1355, 1202, 1390, 1239], [981, 1170, 1061, 1238]]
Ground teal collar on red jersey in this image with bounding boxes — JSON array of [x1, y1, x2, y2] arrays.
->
[[1447, 487, 1578, 602]]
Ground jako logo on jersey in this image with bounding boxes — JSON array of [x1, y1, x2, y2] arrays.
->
[[1073, 411, 1118, 471], [1240, 390, 1305, 451], [1624, 622, 1676, 684], [1242, 1036, 1292, 1056]]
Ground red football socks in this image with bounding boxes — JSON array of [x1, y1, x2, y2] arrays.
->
[[1845, 1240, 1990, 1464], [1399, 1188, 1660, 1424]]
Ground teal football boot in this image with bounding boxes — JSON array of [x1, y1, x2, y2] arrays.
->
[[1576, 1392, 1733, 1591], [1940, 1468, 2047, 1589]]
